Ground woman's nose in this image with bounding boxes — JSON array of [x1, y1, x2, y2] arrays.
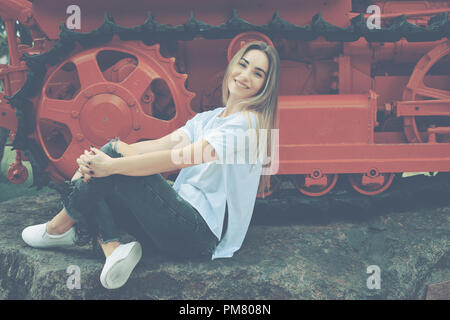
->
[[237, 69, 251, 82]]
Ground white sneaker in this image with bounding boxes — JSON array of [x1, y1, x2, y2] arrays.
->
[[100, 242, 142, 289], [21, 222, 77, 248]]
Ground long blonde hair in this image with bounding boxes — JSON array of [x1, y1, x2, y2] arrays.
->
[[222, 41, 280, 197]]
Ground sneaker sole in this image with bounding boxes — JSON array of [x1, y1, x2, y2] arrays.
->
[[102, 242, 142, 289]]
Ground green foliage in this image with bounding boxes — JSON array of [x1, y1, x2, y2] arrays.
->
[[0, 16, 5, 32], [0, 34, 8, 58], [0, 16, 8, 58]]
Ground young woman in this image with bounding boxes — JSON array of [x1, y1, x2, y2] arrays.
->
[[21, 41, 280, 290]]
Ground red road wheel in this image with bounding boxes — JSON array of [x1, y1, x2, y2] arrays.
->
[[35, 38, 195, 181], [291, 173, 338, 197], [7, 162, 28, 184], [348, 172, 395, 196], [402, 39, 450, 143]]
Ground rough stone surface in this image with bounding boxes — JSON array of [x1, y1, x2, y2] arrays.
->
[[0, 173, 449, 299]]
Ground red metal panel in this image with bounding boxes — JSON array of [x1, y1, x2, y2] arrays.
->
[[278, 94, 374, 145], [278, 143, 450, 175]]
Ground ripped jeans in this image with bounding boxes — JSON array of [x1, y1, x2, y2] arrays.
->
[[59, 139, 219, 259]]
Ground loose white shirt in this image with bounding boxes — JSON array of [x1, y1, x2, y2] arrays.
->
[[173, 107, 263, 259]]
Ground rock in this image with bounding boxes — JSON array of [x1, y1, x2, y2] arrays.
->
[[0, 173, 449, 299]]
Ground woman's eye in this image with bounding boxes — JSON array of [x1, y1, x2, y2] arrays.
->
[[238, 62, 246, 68], [255, 72, 262, 78]]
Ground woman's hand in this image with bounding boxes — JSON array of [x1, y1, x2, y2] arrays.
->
[[75, 149, 94, 182], [77, 147, 115, 180]]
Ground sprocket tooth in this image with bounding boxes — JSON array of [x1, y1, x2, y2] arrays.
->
[[151, 44, 189, 82], [152, 43, 160, 55]]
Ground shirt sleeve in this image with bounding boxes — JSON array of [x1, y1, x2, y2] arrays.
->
[[178, 109, 219, 143], [203, 118, 255, 164], [203, 116, 257, 165], [177, 116, 196, 143]]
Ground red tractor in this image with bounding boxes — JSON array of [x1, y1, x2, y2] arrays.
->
[[0, 0, 449, 197]]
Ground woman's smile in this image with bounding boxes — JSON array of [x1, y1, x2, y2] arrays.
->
[[234, 79, 249, 89]]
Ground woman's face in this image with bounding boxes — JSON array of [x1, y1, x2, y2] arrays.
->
[[227, 49, 269, 101]]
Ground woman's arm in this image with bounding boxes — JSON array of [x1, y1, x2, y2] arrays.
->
[[115, 141, 140, 157], [99, 128, 191, 158], [77, 130, 207, 178], [128, 129, 191, 155], [108, 139, 218, 177]]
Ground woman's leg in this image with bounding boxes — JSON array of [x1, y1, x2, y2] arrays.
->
[[46, 209, 74, 235], [46, 173, 121, 256], [103, 173, 218, 258], [52, 140, 127, 255], [46, 167, 84, 235], [47, 140, 138, 255], [80, 141, 217, 258], [97, 140, 218, 258], [53, 138, 217, 259]]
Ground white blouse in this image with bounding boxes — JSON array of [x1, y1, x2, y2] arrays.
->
[[173, 107, 263, 259]]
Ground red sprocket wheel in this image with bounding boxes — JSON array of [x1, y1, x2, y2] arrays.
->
[[402, 39, 450, 143], [34, 37, 195, 181]]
